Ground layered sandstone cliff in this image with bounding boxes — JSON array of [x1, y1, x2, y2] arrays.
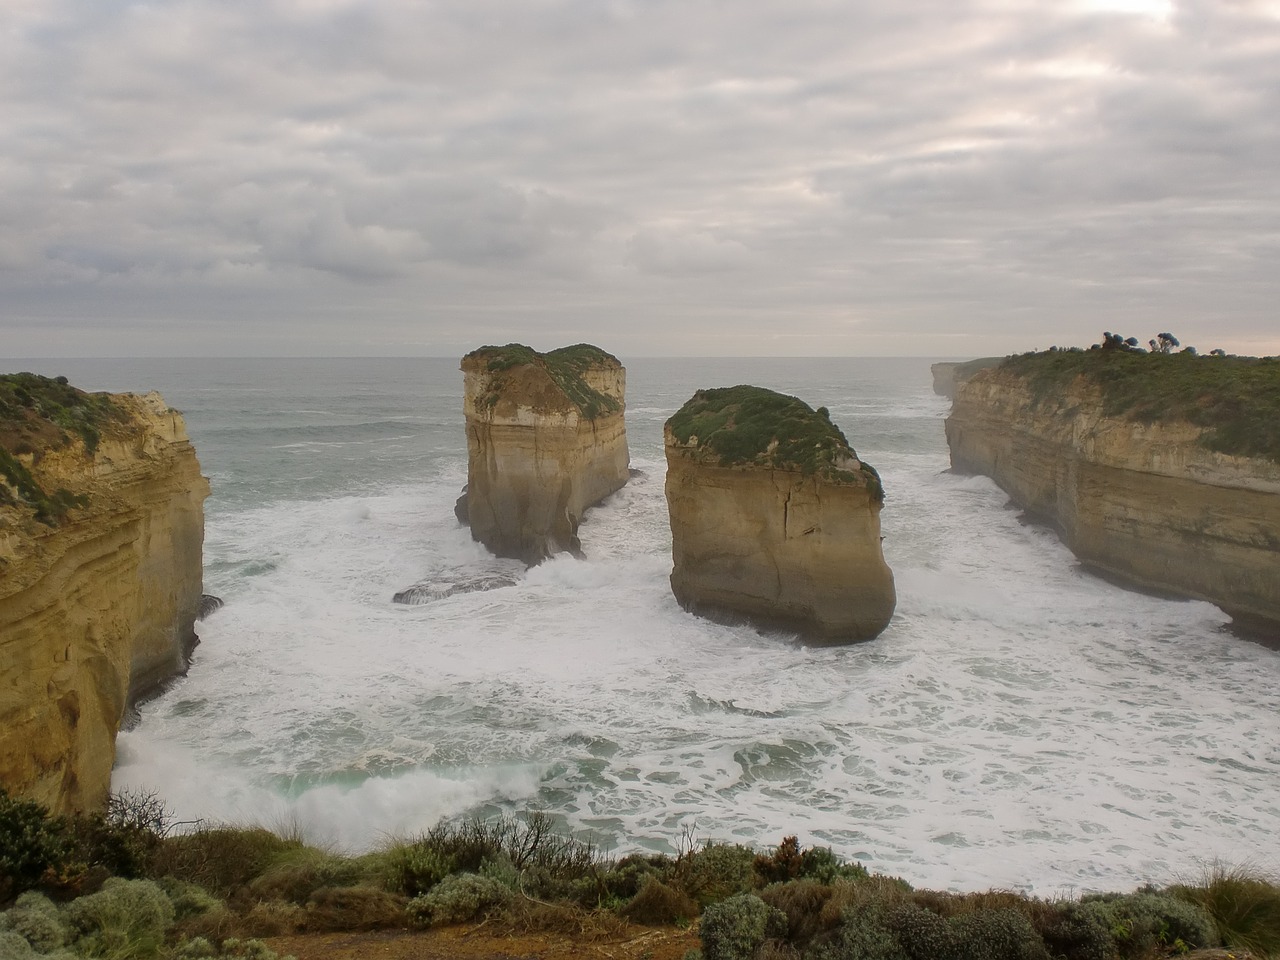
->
[[460, 344, 629, 565], [931, 357, 1002, 399], [664, 386, 895, 642], [0, 376, 208, 813], [946, 355, 1280, 634]]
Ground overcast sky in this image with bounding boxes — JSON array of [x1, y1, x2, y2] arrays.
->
[[2, 0, 1278, 358]]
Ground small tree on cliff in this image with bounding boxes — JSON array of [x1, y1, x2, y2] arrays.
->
[[1149, 332, 1181, 353]]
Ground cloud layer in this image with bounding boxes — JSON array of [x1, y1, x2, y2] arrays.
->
[[2, 0, 1278, 356]]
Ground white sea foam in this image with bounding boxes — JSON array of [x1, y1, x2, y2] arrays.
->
[[106, 357, 1280, 895]]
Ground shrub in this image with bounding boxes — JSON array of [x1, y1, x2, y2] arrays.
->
[[760, 879, 836, 945], [807, 903, 909, 960], [799, 848, 868, 886], [678, 843, 760, 907], [406, 873, 513, 927], [0, 789, 69, 899], [247, 847, 361, 904], [68, 790, 172, 879], [153, 827, 302, 898], [1170, 863, 1280, 958], [699, 893, 787, 960], [621, 876, 699, 925], [64, 877, 175, 958], [0, 891, 71, 952], [238, 900, 305, 938], [377, 839, 456, 896], [948, 908, 1049, 960], [1035, 900, 1114, 960], [882, 902, 953, 960], [304, 885, 407, 932], [158, 879, 225, 922], [1078, 891, 1217, 957], [174, 937, 295, 960], [0, 931, 37, 960]]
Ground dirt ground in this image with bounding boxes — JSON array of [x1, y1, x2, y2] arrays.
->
[[267, 922, 700, 960]]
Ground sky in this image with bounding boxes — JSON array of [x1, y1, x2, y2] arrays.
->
[[1, 0, 1278, 359]]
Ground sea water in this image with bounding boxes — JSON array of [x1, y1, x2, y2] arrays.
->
[[14, 356, 1280, 895]]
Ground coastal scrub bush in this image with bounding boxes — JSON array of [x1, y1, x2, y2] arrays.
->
[[246, 847, 361, 904], [676, 842, 760, 907], [699, 894, 787, 960], [759, 879, 835, 945], [173, 936, 295, 960], [405, 872, 512, 927], [152, 827, 302, 898], [68, 789, 172, 879], [0, 931, 37, 960], [947, 907, 1049, 960], [620, 875, 699, 925], [0, 789, 69, 899], [1035, 900, 1114, 960], [64, 877, 174, 958], [1169, 863, 1280, 957], [303, 885, 407, 932], [0, 892, 71, 952], [1077, 890, 1217, 957], [378, 839, 456, 896]]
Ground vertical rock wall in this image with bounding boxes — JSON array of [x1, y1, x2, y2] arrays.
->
[[460, 345, 629, 565], [946, 367, 1280, 634], [0, 391, 208, 813]]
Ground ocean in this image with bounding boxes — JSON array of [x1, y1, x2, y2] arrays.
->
[[13, 356, 1280, 895]]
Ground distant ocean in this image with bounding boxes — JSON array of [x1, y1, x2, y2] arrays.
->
[[13, 356, 1280, 895]]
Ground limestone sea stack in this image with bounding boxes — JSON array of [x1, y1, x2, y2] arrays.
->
[[0, 374, 209, 813], [460, 344, 629, 565], [664, 385, 896, 642], [946, 349, 1280, 635]]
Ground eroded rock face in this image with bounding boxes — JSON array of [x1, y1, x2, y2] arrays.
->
[[0, 384, 208, 813], [931, 357, 1002, 399], [460, 344, 629, 565], [946, 364, 1280, 634], [664, 386, 895, 643]]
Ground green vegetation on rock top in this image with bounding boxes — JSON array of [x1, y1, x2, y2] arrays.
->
[[0, 373, 118, 525], [463, 343, 623, 420], [998, 349, 1280, 463], [666, 385, 884, 497]]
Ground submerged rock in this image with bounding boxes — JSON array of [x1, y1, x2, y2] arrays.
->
[[664, 385, 895, 643], [460, 343, 629, 565], [197, 594, 224, 620], [392, 572, 521, 605], [0, 374, 209, 813]]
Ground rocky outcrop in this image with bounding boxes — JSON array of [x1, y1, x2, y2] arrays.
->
[[931, 357, 1002, 399], [0, 376, 208, 813], [460, 344, 629, 564], [664, 386, 895, 643], [946, 358, 1280, 635]]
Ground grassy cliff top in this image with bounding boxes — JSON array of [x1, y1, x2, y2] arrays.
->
[[997, 349, 1280, 462], [463, 343, 623, 420], [667, 384, 884, 497], [0, 373, 121, 524]]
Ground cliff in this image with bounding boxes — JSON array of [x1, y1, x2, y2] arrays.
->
[[664, 386, 895, 642], [460, 344, 630, 564], [0, 374, 209, 814], [945, 351, 1280, 634], [931, 357, 1002, 399]]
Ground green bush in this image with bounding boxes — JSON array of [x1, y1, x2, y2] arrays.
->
[[0, 790, 70, 899], [882, 902, 953, 960], [378, 840, 456, 896], [0, 891, 71, 952], [948, 908, 1048, 960], [64, 877, 175, 958], [158, 879, 225, 922], [621, 876, 699, 925], [304, 885, 407, 932], [0, 930, 38, 960], [1078, 891, 1217, 957], [1170, 863, 1280, 958], [699, 893, 787, 960], [152, 828, 302, 898], [806, 903, 908, 960], [405, 872, 513, 927], [678, 842, 759, 907], [247, 847, 361, 904], [173, 936, 295, 960], [1035, 900, 1114, 960]]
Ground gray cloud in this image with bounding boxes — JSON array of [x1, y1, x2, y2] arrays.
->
[[1, 0, 1277, 357]]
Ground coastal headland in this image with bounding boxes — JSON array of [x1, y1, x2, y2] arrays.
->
[[945, 347, 1280, 636], [0, 373, 208, 814]]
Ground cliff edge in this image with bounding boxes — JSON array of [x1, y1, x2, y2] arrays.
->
[[931, 357, 1002, 399], [945, 350, 1280, 635], [664, 385, 895, 643], [0, 374, 209, 813], [460, 344, 629, 565]]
